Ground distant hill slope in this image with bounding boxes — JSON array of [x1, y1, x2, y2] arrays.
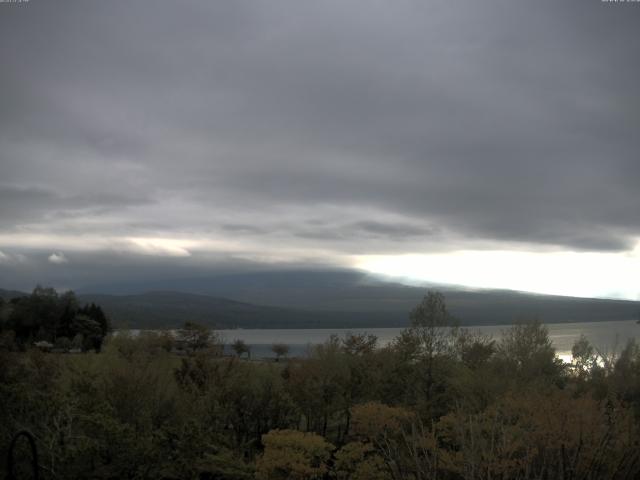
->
[[76, 270, 640, 328], [77, 291, 401, 329], [4, 270, 640, 328], [0, 288, 28, 300], [76, 269, 639, 317]]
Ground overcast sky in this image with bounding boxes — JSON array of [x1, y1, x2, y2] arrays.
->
[[1, 0, 639, 298]]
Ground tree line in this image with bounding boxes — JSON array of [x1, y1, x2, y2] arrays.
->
[[1, 290, 640, 479], [0, 286, 111, 352]]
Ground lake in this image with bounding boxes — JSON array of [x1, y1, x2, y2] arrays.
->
[[216, 319, 640, 361]]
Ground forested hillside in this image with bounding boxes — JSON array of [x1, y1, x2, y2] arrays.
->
[[80, 271, 640, 328], [2, 292, 640, 479], [5, 273, 640, 329]]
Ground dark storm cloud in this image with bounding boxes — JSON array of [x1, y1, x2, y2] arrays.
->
[[1, 0, 640, 284], [0, 185, 151, 224], [292, 221, 437, 242], [0, 248, 341, 293]]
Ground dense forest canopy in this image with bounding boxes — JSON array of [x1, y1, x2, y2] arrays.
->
[[2, 291, 640, 479], [0, 286, 110, 352]]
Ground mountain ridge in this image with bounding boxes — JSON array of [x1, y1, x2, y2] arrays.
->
[[3, 270, 639, 329]]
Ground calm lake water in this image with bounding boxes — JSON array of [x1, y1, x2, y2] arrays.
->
[[215, 319, 640, 361]]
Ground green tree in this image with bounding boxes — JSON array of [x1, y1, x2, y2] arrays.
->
[[178, 321, 218, 353], [405, 291, 458, 414], [232, 338, 251, 358], [495, 321, 565, 385], [71, 314, 102, 351], [2, 287, 110, 350], [454, 328, 496, 369], [341, 333, 377, 356], [272, 342, 290, 361], [571, 334, 600, 386]]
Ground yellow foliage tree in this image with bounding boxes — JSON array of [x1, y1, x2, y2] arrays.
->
[[350, 402, 414, 440], [256, 429, 334, 480], [334, 441, 391, 480], [436, 389, 639, 480], [350, 402, 437, 480]]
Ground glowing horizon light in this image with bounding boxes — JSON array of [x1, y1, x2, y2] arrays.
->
[[355, 246, 640, 301], [125, 237, 194, 257]]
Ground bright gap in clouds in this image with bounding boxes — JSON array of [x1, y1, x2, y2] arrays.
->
[[356, 247, 640, 301]]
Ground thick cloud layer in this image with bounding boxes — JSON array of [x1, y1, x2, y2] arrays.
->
[[1, 0, 639, 290]]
